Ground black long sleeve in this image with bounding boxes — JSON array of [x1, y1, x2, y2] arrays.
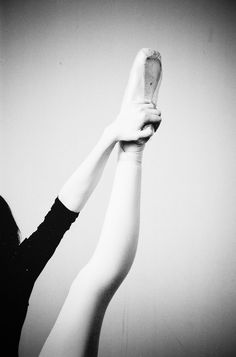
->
[[1, 198, 79, 356], [12, 197, 79, 285]]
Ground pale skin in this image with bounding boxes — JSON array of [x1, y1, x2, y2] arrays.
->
[[58, 101, 161, 213], [39, 101, 161, 357]]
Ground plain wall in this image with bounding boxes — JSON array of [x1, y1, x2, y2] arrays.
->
[[1, 0, 236, 356]]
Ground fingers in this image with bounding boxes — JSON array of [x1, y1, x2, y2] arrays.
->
[[145, 114, 161, 126], [139, 105, 162, 137], [153, 120, 161, 132], [116, 101, 162, 142], [139, 104, 161, 117], [148, 108, 161, 116], [137, 101, 160, 113], [141, 110, 162, 128], [138, 125, 154, 139]]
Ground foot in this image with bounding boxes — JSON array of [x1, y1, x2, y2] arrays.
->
[[120, 48, 162, 149], [121, 48, 162, 108]]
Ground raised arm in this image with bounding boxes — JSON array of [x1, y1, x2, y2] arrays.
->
[[58, 102, 158, 213], [58, 129, 116, 212]]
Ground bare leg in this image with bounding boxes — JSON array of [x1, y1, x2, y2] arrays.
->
[[39, 141, 146, 357]]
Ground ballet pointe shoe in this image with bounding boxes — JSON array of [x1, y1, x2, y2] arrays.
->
[[121, 48, 162, 107], [121, 48, 162, 149]]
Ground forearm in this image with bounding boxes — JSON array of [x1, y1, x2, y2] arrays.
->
[[58, 94, 160, 214], [58, 127, 117, 212]]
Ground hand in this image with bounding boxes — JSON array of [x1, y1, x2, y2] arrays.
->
[[108, 101, 161, 143]]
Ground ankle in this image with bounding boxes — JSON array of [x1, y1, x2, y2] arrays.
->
[[118, 142, 144, 164]]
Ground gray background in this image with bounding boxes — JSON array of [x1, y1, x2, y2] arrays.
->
[[1, 0, 236, 356]]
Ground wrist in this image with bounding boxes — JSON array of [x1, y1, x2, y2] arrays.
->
[[103, 123, 119, 145]]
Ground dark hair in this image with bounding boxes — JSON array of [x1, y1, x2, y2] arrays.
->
[[0, 196, 20, 250]]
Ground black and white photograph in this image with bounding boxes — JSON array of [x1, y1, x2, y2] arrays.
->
[[0, 1, 235, 356]]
